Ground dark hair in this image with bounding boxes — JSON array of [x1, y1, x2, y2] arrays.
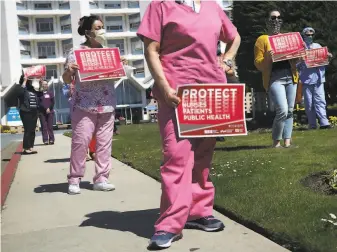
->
[[77, 15, 103, 36], [268, 9, 281, 17], [18, 73, 33, 91]]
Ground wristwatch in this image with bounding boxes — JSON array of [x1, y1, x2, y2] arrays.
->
[[223, 59, 233, 68]]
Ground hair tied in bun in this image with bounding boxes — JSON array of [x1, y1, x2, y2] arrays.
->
[[78, 17, 85, 27]]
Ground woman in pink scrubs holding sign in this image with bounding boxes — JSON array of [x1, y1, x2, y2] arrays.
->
[[137, 0, 241, 249]]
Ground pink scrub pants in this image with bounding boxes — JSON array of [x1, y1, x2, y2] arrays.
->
[[154, 101, 216, 234], [68, 107, 114, 184]]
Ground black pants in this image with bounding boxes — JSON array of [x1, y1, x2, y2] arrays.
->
[[20, 110, 38, 149]]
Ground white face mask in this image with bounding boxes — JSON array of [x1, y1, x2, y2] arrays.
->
[[31, 79, 40, 91], [94, 29, 107, 47]]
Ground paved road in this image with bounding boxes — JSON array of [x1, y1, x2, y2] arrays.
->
[[1, 130, 68, 151], [1, 134, 289, 252]]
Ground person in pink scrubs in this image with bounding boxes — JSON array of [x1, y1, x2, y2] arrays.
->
[[137, 0, 241, 249], [62, 15, 116, 195]]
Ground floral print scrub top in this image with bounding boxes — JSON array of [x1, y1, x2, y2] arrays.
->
[[65, 45, 117, 114]]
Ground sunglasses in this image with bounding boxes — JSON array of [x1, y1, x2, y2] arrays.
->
[[305, 34, 314, 37], [270, 16, 282, 21]]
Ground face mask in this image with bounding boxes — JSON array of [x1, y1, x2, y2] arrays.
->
[[31, 79, 40, 91], [267, 19, 282, 35], [94, 29, 107, 47], [303, 36, 313, 45]]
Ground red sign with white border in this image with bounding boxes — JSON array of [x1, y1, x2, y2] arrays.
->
[[23, 65, 46, 79], [74, 48, 126, 82], [175, 84, 247, 138], [268, 32, 306, 62], [304, 47, 329, 68]]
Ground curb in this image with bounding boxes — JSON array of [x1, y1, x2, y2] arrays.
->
[[1, 142, 23, 208]]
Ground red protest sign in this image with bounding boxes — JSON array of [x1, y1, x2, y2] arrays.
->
[[175, 84, 247, 138], [23, 65, 46, 79], [74, 48, 126, 82], [268, 32, 306, 62], [304, 47, 329, 68]]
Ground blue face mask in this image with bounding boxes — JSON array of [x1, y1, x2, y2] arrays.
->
[[304, 36, 313, 45]]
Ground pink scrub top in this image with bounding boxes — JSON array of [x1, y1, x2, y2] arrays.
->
[[137, 0, 238, 100]]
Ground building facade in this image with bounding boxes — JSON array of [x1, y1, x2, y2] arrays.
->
[[1, 0, 233, 126]]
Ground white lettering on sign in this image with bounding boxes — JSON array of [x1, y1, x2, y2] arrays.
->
[[182, 88, 238, 100], [80, 50, 118, 71]]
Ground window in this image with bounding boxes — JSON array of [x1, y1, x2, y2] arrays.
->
[[222, 0, 232, 8], [89, 0, 98, 9], [36, 18, 54, 34], [34, 2, 52, 10], [105, 16, 123, 32], [59, 1, 70, 9], [108, 39, 125, 55], [46, 65, 58, 80], [132, 60, 145, 78], [104, 1, 121, 9], [18, 16, 29, 35], [60, 15, 71, 34], [116, 80, 142, 105], [129, 14, 140, 32], [16, 1, 27, 10], [37, 41, 56, 59], [62, 39, 73, 57], [128, 1, 139, 8], [130, 37, 143, 55], [20, 41, 31, 59]]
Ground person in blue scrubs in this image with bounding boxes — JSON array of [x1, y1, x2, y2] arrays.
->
[[297, 27, 333, 129]]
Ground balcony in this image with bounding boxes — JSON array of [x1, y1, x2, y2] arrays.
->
[[18, 33, 72, 41], [105, 31, 137, 39], [90, 8, 139, 15], [20, 57, 66, 65]]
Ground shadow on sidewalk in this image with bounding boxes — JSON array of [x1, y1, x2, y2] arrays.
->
[[214, 145, 270, 152], [44, 158, 70, 163], [79, 209, 159, 239], [34, 181, 92, 193]]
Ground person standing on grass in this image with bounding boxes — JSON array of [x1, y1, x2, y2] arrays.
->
[[254, 10, 299, 148], [38, 80, 55, 145], [296, 27, 333, 130], [62, 15, 117, 195], [137, 0, 240, 249]]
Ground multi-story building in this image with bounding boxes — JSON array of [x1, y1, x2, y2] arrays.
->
[[1, 0, 233, 126]]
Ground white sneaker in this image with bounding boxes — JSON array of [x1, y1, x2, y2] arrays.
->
[[93, 181, 115, 191], [68, 184, 81, 195]]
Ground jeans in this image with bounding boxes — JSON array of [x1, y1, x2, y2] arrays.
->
[[303, 83, 330, 128], [269, 71, 297, 141]]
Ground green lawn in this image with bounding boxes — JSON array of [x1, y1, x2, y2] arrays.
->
[[110, 124, 337, 252]]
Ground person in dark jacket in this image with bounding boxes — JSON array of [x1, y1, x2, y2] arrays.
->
[[14, 74, 41, 154], [39, 80, 55, 144]]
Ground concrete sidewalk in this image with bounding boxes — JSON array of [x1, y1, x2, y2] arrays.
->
[[1, 135, 289, 252]]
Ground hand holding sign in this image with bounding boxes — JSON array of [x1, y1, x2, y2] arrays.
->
[[264, 50, 274, 64], [268, 32, 306, 62], [164, 86, 181, 108], [66, 63, 79, 75]]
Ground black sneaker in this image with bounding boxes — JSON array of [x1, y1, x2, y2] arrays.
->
[[148, 231, 182, 250], [185, 216, 225, 232]]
